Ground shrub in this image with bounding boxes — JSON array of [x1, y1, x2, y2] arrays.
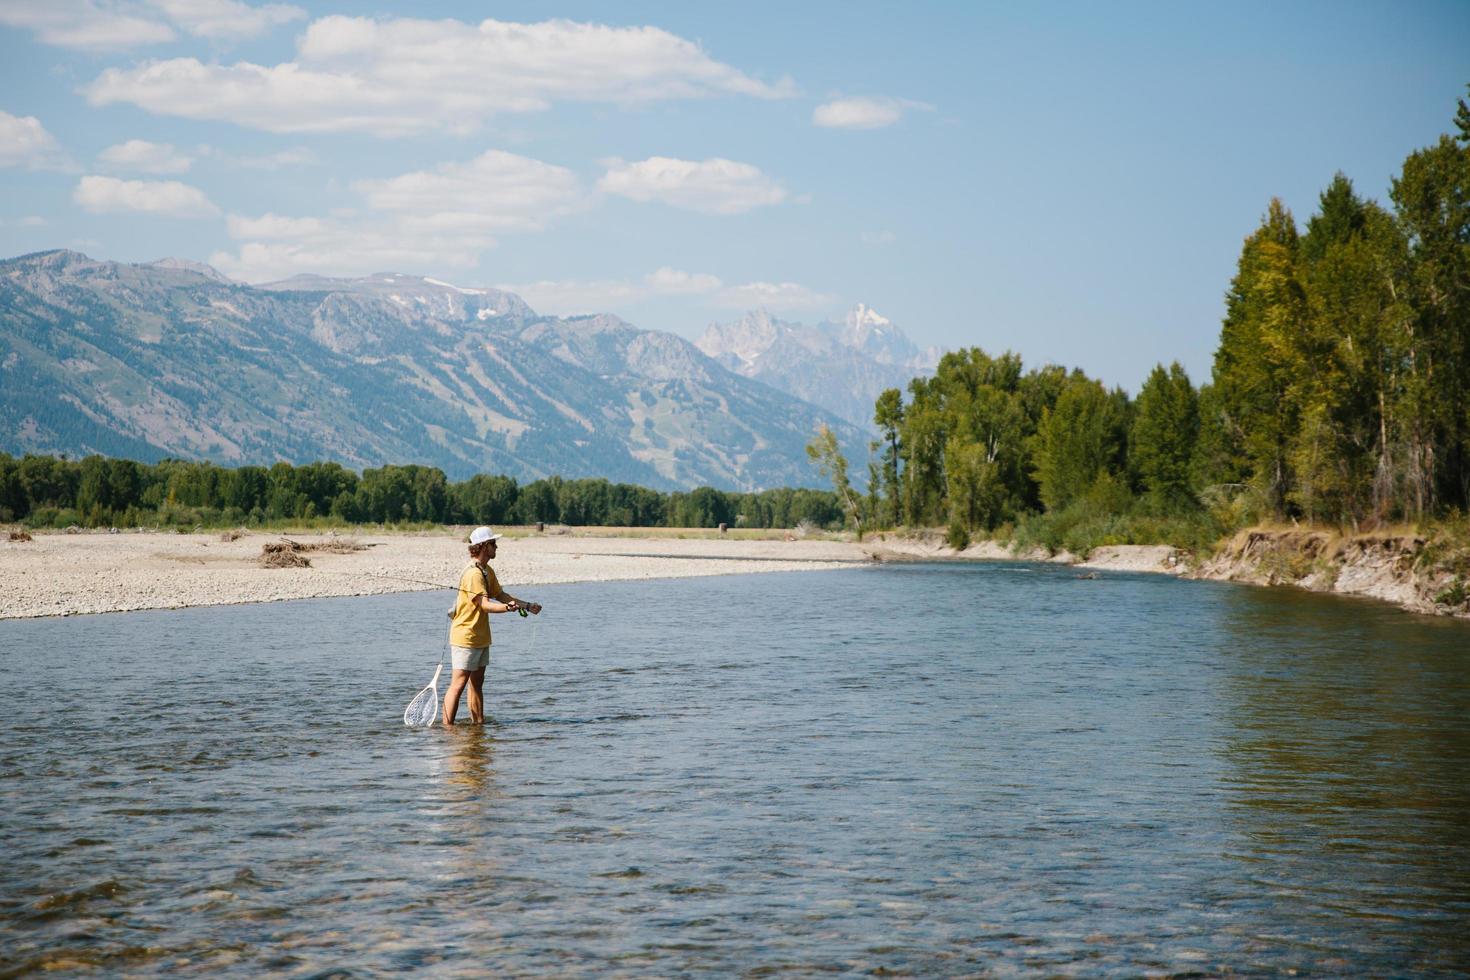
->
[[947, 520, 971, 551]]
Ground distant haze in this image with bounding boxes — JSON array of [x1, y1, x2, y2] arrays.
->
[[0, 250, 868, 490]]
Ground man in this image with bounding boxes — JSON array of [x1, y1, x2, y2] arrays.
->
[[444, 525, 542, 726]]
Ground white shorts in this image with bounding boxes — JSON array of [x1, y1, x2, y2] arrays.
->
[[451, 645, 489, 671]]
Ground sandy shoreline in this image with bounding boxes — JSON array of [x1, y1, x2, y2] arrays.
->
[[0, 527, 1194, 621], [0, 529, 873, 620]]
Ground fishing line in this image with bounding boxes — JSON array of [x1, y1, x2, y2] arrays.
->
[[313, 567, 534, 616]]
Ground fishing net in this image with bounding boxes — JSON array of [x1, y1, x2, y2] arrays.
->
[[403, 662, 443, 727]]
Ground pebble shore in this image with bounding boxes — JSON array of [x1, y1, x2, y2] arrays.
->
[[0, 529, 869, 620]]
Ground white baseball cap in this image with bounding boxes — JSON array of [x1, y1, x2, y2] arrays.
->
[[468, 526, 501, 545]]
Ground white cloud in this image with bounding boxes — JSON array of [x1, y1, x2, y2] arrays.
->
[[225, 212, 326, 239], [0, 0, 303, 48], [210, 150, 586, 281], [860, 230, 896, 246], [355, 150, 585, 235], [0, 111, 73, 170], [598, 157, 789, 215], [0, 1, 175, 49], [813, 96, 932, 130], [0, 215, 49, 228], [645, 266, 722, 295], [73, 175, 220, 218], [83, 14, 794, 135], [98, 139, 192, 174], [146, 0, 304, 39], [715, 280, 835, 312]]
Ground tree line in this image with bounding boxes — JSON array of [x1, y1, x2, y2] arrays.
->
[[0, 454, 843, 531], [817, 88, 1470, 548]]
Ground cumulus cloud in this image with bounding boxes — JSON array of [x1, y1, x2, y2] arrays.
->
[[715, 280, 835, 312], [147, 0, 304, 39], [645, 266, 722, 295], [0, 0, 301, 48], [0, 1, 175, 49], [812, 96, 932, 130], [209, 149, 586, 281], [73, 175, 220, 217], [355, 150, 585, 235], [0, 111, 74, 170], [225, 212, 326, 239], [98, 139, 192, 174], [598, 157, 789, 215], [83, 14, 794, 135]]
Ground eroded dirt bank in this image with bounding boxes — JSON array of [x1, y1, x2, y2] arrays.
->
[[1188, 528, 1470, 619], [863, 526, 1470, 620]]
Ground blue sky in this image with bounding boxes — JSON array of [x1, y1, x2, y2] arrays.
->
[[2, 1, 1467, 393]]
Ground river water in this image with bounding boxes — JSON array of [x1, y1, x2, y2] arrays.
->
[[2, 563, 1468, 976]]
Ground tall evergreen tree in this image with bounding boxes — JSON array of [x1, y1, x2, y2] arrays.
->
[[1130, 362, 1200, 510], [1210, 198, 1309, 512], [1391, 130, 1470, 511]]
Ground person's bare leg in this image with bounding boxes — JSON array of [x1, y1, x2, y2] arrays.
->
[[443, 669, 470, 726], [467, 666, 487, 724]]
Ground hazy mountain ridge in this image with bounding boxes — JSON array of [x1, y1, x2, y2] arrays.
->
[[0, 251, 865, 491], [697, 305, 941, 428]]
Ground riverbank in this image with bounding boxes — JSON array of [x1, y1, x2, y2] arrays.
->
[[0, 528, 867, 620], [862, 525, 1470, 620], [5, 524, 1465, 621], [1187, 526, 1470, 619]]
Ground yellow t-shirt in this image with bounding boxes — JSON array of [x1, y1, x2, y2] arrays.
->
[[449, 561, 502, 649]]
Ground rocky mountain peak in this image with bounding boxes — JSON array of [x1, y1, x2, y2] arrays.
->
[[694, 303, 942, 429], [257, 270, 535, 323], [145, 257, 232, 282]]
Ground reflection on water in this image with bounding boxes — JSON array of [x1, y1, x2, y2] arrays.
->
[[1, 565, 1468, 975], [1217, 587, 1470, 971], [441, 726, 496, 794]]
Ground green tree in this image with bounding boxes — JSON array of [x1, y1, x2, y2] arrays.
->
[[1032, 378, 1125, 511], [806, 423, 862, 533], [1391, 129, 1470, 512], [1130, 362, 1200, 511], [513, 477, 561, 525], [873, 387, 904, 526], [451, 474, 519, 524], [1210, 198, 1309, 512]]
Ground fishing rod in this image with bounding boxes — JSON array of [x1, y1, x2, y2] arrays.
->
[[323, 568, 533, 615]]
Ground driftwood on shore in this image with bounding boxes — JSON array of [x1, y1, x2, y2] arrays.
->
[[257, 536, 369, 568]]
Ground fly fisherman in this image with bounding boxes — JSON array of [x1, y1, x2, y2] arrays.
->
[[444, 526, 542, 726]]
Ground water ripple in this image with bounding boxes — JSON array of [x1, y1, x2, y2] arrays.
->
[[2, 566, 1468, 975]]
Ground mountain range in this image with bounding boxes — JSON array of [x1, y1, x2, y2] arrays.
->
[[1, 250, 886, 491], [696, 305, 940, 428]]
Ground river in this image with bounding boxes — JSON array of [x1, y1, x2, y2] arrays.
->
[[2, 563, 1467, 976]]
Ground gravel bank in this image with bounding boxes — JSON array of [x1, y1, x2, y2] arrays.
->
[[0, 529, 869, 620]]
